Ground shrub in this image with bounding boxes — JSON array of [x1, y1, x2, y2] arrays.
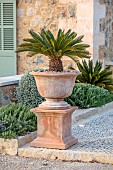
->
[[65, 83, 113, 108], [76, 60, 113, 92], [16, 70, 44, 108], [0, 103, 37, 139]]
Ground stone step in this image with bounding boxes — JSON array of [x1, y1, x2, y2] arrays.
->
[[18, 144, 113, 165]]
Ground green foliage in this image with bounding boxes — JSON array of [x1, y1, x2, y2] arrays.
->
[[16, 29, 90, 64], [16, 70, 44, 108], [65, 83, 113, 108], [76, 60, 113, 92], [0, 103, 37, 139]]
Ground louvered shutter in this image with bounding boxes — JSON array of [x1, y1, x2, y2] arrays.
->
[[0, 0, 16, 77]]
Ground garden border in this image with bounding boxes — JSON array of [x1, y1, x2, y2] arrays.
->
[[18, 146, 113, 165], [0, 101, 113, 164], [0, 132, 36, 155]]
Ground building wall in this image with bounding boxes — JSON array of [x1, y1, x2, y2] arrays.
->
[[16, 0, 93, 74], [99, 0, 113, 66], [0, 84, 18, 106], [16, 0, 113, 74]]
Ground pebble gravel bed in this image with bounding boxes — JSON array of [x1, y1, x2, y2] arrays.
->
[[0, 154, 113, 170], [71, 110, 113, 153]]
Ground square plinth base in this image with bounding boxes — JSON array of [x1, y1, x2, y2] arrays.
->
[[30, 107, 78, 150], [30, 136, 78, 150]]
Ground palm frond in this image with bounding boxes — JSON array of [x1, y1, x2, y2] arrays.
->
[[76, 59, 113, 92], [16, 28, 91, 71]]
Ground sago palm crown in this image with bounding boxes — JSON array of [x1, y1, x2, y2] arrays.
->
[[16, 29, 91, 72]]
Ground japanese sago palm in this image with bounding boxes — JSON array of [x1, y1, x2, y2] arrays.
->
[[76, 60, 113, 92], [16, 29, 90, 72]]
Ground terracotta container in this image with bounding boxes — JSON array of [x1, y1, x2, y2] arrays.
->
[[30, 71, 80, 110], [30, 71, 80, 149]]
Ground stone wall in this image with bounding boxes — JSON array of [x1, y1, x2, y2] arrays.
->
[[0, 84, 18, 106], [99, 0, 113, 65], [0, 75, 22, 106], [16, 0, 113, 74], [17, 0, 93, 74], [93, 0, 105, 64]]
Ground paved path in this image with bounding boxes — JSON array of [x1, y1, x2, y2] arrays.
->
[[0, 155, 113, 170], [71, 109, 113, 153], [18, 109, 113, 164]]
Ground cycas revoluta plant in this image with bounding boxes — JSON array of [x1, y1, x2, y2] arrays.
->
[[16, 29, 90, 72], [76, 60, 113, 92]]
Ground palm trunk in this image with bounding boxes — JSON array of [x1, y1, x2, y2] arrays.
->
[[49, 58, 63, 72]]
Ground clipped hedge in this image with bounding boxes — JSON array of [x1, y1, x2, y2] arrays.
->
[[16, 70, 113, 109], [16, 70, 44, 108], [65, 83, 113, 108], [0, 103, 37, 139]]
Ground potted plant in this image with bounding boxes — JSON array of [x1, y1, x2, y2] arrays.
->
[[17, 29, 90, 109], [16, 29, 90, 149]]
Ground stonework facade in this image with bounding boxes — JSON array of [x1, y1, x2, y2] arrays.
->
[[16, 0, 113, 74], [0, 84, 18, 106], [101, 0, 113, 63]]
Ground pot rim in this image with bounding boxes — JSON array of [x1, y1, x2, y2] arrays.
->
[[30, 71, 81, 77]]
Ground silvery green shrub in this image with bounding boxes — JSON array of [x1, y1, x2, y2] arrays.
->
[[65, 83, 113, 108], [16, 70, 44, 108], [0, 103, 37, 139]]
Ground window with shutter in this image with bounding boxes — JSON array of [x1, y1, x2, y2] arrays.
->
[[0, 0, 16, 77]]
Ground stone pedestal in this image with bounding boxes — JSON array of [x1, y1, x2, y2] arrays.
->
[[30, 107, 78, 149]]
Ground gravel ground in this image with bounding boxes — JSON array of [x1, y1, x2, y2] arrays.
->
[[0, 154, 113, 170], [70, 110, 113, 153]]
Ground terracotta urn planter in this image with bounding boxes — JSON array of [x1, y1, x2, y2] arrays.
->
[[30, 71, 80, 149], [30, 71, 80, 110], [17, 29, 90, 149]]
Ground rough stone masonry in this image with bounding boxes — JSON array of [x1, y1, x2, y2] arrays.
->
[[16, 0, 113, 74]]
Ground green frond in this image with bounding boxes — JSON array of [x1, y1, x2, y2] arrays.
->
[[23, 38, 37, 43], [68, 35, 84, 46], [16, 28, 91, 70], [65, 54, 79, 63], [47, 30, 55, 40], [76, 59, 113, 92]]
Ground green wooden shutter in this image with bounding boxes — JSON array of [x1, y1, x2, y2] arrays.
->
[[0, 0, 16, 77]]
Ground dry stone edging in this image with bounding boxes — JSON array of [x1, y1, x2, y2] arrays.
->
[[18, 145, 113, 165], [0, 132, 37, 155]]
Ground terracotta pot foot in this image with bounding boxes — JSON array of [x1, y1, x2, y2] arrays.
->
[[30, 107, 78, 150]]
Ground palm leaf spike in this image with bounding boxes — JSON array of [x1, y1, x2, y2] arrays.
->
[[59, 32, 77, 50], [47, 30, 55, 41], [89, 60, 93, 75]]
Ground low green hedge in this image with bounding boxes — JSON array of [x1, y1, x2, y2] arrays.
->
[[65, 83, 113, 108], [0, 103, 37, 139], [16, 70, 113, 109]]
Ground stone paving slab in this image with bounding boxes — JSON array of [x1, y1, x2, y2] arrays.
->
[[18, 145, 113, 165], [18, 109, 113, 165]]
